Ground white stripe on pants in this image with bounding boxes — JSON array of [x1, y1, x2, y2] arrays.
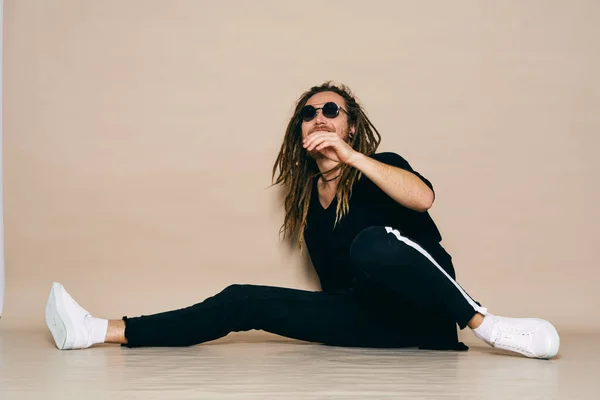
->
[[384, 226, 488, 316]]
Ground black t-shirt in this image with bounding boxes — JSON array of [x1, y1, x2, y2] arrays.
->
[[304, 152, 453, 292]]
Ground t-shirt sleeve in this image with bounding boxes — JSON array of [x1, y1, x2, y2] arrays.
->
[[369, 152, 435, 196]]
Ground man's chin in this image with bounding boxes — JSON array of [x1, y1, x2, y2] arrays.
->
[[307, 150, 325, 160]]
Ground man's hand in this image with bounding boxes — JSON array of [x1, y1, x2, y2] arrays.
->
[[302, 132, 359, 164]]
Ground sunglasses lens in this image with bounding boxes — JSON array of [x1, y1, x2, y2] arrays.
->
[[322, 102, 340, 118], [301, 105, 317, 121]]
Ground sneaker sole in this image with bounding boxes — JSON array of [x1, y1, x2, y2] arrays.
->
[[45, 283, 76, 350], [539, 320, 560, 359]]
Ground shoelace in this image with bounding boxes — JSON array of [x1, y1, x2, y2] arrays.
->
[[491, 320, 535, 355]]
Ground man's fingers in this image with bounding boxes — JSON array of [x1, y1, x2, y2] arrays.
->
[[307, 137, 326, 151], [316, 140, 333, 151], [304, 132, 338, 149]]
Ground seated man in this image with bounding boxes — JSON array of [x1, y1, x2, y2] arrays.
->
[[45, 81, 559, 359]]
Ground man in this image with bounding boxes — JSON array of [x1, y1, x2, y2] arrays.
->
[[45, 82, 560, 359]]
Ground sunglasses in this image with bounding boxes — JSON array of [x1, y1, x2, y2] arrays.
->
[[300, 102, 349, 122]]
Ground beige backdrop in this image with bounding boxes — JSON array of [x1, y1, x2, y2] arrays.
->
[[2, 0, 599, 338]]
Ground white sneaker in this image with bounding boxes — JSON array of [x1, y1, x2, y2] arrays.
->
[[485, 314, 560, 359], [45, 282, 94, 350]]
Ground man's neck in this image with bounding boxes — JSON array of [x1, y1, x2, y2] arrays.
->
[[315, 158, 341, 190]]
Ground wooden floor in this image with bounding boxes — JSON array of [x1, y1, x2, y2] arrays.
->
[[0, 329, 598, 399]]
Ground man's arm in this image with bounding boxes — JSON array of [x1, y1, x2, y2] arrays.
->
[[347, 153, 434, 212]]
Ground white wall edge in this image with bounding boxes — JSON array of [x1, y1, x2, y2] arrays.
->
[[1, 0, 5, 318]]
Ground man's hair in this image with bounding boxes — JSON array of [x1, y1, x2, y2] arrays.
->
[[271, 81, 381, 252]]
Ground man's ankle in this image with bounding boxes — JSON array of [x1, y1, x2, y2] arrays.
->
[[105, 319, 128, 344], [468, 312, 485, 329]]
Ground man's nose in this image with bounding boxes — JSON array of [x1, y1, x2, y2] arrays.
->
[[314, 109, 327, 124]]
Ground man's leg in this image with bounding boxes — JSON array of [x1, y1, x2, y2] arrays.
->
[[46, 282, 421, 350], [348, 226, 560, 359]]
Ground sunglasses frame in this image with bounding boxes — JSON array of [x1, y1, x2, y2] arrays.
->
[[300, 102, 349, 122]]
